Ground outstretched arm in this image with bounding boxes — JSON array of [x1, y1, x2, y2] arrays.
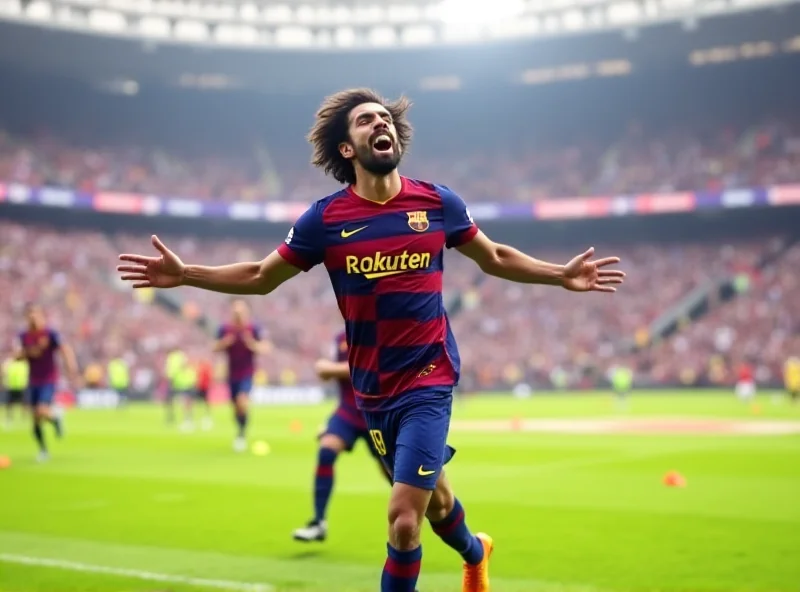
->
[[118, 236, 301, 296], [315, 359, 350, 381], [457, 231, 625, 292]]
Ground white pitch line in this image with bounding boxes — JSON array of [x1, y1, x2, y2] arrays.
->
[[0, 553, 273, 591]]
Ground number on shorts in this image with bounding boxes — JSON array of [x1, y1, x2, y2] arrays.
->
[[369, 429, 387, 456]]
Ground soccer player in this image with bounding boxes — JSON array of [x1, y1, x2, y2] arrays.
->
[[117, 88, 625, 592], [735, 361, 756, 402], [2, 353, 29, 427], [609, 362, 634, 410], [195, 354, 214, 430], [293, 330, 392, 543], [784, 357, 800, 403], [215, 299, 267, 451], [14, 304, 79, 461], [163, 347, 187, 424]]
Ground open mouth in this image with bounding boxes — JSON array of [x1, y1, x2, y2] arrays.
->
[[372, 134, 394, 153]]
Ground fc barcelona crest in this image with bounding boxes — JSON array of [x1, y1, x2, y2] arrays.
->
[[407, 211, 430, 232]]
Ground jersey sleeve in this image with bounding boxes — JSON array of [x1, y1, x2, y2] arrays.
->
[[437, 184, 479, 249], [277, 204, 326, 272]]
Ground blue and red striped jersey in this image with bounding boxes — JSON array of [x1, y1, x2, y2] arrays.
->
[[217, 323, 260, 382], [277, 177, 478, 411], [19, 328, 61, 386]]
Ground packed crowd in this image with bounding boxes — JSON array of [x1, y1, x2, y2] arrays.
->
[[2, 115, 799, 204], [3, 221, 796, 393], [0, 221, 211, 393]]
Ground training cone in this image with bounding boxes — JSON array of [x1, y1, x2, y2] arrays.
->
[[0, 455, 11, 469], [510, 416, 523, 431], [251, 441, 270, 456], [751, 403, 762, 415], [289, 419, 303, 434], [663, 470, 686, 488]]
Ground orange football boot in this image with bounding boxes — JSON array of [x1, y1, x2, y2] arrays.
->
[[462, 532, 493, 592]]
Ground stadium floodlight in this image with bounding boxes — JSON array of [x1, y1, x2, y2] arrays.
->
[[435, 0, 526, 25]]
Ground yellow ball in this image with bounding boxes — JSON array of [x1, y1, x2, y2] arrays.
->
[[251, 441, 270, 456]]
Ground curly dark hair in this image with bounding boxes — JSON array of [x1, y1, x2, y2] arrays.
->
[[307, 88, 413, 185]]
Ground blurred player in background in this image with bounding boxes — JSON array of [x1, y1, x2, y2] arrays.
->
[[3, 353, 29, 427], [735, 361, 756, 402], [164, 347, 187, 424], [609, 362, 634, 410], [195, 355, 214, 429], [116, 88, 625, 592], [784, 357, 800, 403], [293, 330, 391, 543], [215, 299, 267, 452], [107, 354, 130, 408], [173, 355, 198, 431], [14, 304, 79, 461]]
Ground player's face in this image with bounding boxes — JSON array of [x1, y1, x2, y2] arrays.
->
[[231, 301, 249, 325], [342, 103, 402, 177], [26, 307, 44, 329]]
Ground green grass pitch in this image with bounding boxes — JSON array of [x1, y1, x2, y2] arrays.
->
[[1, 392, 799, 592]]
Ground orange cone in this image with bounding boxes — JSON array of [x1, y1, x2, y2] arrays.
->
[[510, 417, 523, 431], [0, 456, 11, 469], [663, 470, 686, 487], [289, 420, 303, 433]]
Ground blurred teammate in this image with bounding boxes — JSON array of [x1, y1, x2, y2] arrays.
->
[[215, 299, 267, 451], [3, 353, 29, 426], [784, 357, 800, 403], [14, 304, 79, 461], [293, 330, 391, 543], [117, 88, 625, 592]]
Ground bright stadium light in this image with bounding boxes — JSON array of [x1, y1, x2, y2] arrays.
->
[[436, 0, 526, 25]]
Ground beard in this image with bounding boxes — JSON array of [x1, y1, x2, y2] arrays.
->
[[354, 142, 402, 177]]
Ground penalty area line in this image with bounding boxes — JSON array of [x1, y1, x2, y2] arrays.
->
[[0, 553, 274, 591]]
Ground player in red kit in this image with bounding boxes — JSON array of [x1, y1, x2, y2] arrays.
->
[[215, 299, 267, 451], [735, 361, 756, 402], [293, 330, 391, 543], [14, 304, 79, 461], [117, 88, 626, 592]]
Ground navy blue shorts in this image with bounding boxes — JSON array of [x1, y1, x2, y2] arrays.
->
[[322, 413, 374, 454], [229, 377, 253, 399], [363, 393, 455, 491], [29, 384, 56, 406]]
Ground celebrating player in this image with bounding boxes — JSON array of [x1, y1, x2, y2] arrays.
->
[[214, 299, 267, 452], [14, 304, 79, 461], [293, 330, 391, 543], [117, 88, 625, 592]]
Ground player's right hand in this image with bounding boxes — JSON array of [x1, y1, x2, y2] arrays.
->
[[117, 235, 185, 289]]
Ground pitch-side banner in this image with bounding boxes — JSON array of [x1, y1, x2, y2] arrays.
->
[[249, 386, 325, 406], [3, 182, 796, 222], [77, 388, 121, 409]]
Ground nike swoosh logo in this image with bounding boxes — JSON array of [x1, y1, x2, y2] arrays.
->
[[341, 226, 368, 239], [418, 466, 435, 476]]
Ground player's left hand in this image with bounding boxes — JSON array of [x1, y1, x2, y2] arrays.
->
[[314, 359, 335, 380], [562, 247, 625, 293]]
